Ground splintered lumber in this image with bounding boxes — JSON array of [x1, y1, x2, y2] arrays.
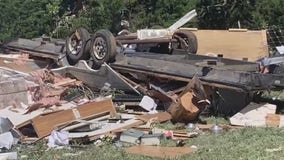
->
[[168, 92, 201, 123], [59, 113, 144, 141], [167, 76, 209, 123], [136, 112, 172, 123], [73, 119, 144, 141], [17, 99, 116, 139], [230, 103, 276, 126], [125, 146, 197, 159], [53, 79, 77, 87]]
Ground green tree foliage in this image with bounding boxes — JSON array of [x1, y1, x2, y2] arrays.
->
[[196, 0, 229, 29], [135, 0, 197, 28], [62, 0, 197, 35], [255, 0, 284, 27], [54, 0, 126, 37], [0, 0, 283, 41], [196, 0, 284, 29], [0, 0, 58, 41], [196, 0, 257, 29]]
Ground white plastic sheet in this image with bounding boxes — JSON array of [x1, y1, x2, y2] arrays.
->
[[47, 130, 69, 148]]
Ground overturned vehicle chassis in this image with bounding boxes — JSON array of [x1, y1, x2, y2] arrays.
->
[[4, 28, 284, 115], [5, 29, 284, 91]]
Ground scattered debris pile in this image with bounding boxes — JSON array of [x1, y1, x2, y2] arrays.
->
[[0, 27, 284, 159]]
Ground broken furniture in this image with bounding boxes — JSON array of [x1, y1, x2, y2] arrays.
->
[[17, 99, 116, 140]]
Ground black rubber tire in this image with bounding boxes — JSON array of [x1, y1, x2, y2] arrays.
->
[[171, 30, 198, 54], [66, 27, 91, 65], [89, 29, 117, 69]]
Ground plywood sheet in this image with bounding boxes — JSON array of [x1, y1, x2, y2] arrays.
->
[[32, 110, 75, 138], [266, 114, 284, 127], [0, 103, 75, 126], [184, 29, 268, 61], [19, 99, 116, 138]]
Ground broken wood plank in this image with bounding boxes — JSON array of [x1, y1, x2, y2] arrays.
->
[[68, 119, 144, 140], [53, 79, 77, 87], [168, 92, 203, 123], [59, 115, 110, 131], [125, 146, 197, 159], [266, 114, 284, 127], [118, 73, 148, 94], [136, 112, 172, 123], [0, 103, 74, 127], [17, 99, 116, 139]]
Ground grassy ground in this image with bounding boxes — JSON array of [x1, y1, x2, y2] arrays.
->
[[15, 122, 284, 160], [14, 91, 284, 160]]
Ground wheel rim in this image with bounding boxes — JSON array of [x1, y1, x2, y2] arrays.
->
[[68, 32, 82, 55], [92, 37, 107, 60], [174, 33, 189, 49]]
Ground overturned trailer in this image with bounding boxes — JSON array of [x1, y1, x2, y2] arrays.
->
[[3, 8, 284, 118], [4, 33, 284, 92], [4, 29, 284, 117]]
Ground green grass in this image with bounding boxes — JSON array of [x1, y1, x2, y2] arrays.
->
[[187, 127, 284, 160], [16, 126, 284, 160], [260, 90, 284, 100], [199, 116, 230, 125]]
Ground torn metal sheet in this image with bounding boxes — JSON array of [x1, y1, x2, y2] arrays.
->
[[0, 117, 13, 134], [0, 132, 14, 150], [137, 9, 197, 40], [52, 61, 140, 94], [168, 9, 197, 33], [276, 46, 284, 54], [0, 67, 32, 108], [258, 56, 284, 66]]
